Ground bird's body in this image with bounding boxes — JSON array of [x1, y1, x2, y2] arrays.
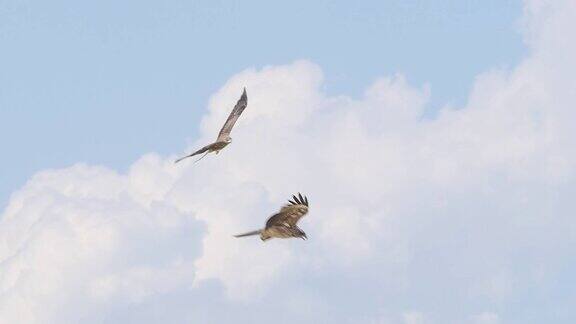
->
[[174, 140, 229, 164], [209, 140, 230, 153], [235, 193, 310, 241], [175, 88, 247, 164], [260, 225, 306, 241]]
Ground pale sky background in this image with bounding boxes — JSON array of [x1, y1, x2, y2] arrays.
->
[[1, 0, 575, 323]]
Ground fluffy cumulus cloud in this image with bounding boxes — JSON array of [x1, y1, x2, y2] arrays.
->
[[1, 0, 575, 323]]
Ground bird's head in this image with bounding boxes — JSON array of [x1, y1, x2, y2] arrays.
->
[[224, 137, 233, 144]]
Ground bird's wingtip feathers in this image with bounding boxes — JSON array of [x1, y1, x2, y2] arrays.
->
[[288, 193, 309, 207]]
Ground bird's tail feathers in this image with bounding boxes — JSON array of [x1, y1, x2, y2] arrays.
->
[[234, 229, 261, 238]]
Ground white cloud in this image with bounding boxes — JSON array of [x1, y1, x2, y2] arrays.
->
[[1, 0, 576, 323], [0, 164, 203, 323]]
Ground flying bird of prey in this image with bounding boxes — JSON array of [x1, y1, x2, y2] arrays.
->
[[175, 88, 248, 163], [235, 193, 310, 241]]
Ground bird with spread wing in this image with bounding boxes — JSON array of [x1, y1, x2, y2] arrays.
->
[[235, 193, 310, 241], [175, 88, 248, 163]]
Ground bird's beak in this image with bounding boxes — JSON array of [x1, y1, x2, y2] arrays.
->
[[302, 235, 307, 240]]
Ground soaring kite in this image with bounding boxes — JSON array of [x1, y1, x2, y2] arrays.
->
[[235, 193, 310, 241], [175, 88, 248, 163]]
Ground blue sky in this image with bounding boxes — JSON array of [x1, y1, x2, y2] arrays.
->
[[0, 0, 523, 208]]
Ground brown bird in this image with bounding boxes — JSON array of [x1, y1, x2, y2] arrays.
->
[[175, 88, 248, 163], [235, 193, 310, 241]]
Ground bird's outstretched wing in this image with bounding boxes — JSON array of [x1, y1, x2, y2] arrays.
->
[[174, 143, 212, 163], [217, 88, 248, 141], [265, 193, 309, 228]]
